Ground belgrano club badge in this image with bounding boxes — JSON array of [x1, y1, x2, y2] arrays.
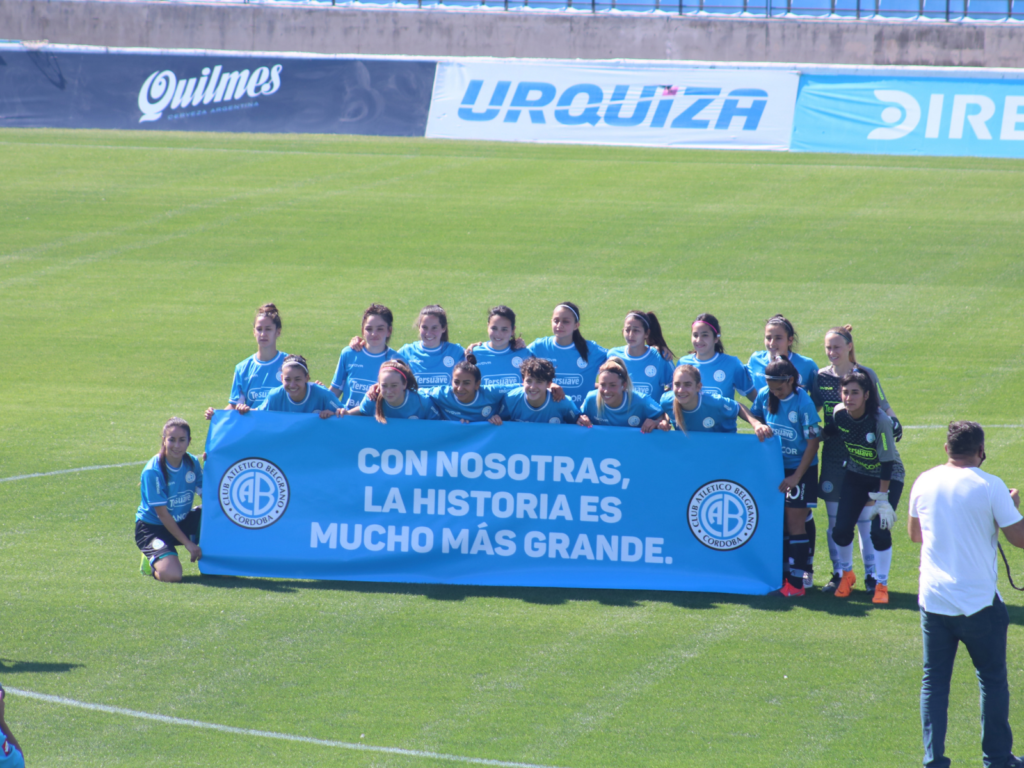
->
[[687, 480, 758, 551], [219, 458, 290, 530]]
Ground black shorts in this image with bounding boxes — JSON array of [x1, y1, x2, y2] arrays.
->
[[833, 473, 904, 549], [784, 464, 819, 509], [135, 506, 202, 564]]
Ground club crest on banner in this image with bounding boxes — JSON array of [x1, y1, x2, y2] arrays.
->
[[687, 480, 758, 551], [219, 458, 290, 529]]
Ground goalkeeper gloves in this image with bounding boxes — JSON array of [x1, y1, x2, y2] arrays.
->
[[868, 491, 896, 530], [891, 417, 903, 442]]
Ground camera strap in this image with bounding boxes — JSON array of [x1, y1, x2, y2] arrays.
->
[[998, 542, 1024, 592]]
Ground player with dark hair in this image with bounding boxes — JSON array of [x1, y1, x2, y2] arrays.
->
[[236, 355, 345, 418], [527, 302, 608, 408], [330, 303, 402, 409], [608, 310, 675, 401], [424, 354, 506, 424], [678, 313, 757, 402], [396, 305, 466, 388], [580, 358, 667, 432], [464, 306, 533, 392], [747, 314, 821, 406], [501, 358, 586, 425], [349, 359, 439, 423], [660, 365, 772, 437]]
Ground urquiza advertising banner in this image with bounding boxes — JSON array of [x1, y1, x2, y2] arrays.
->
[[791, 74, 1024, 158], [0, 45, 435, 135], [201, 412, 785, 594], [425, 60, 800, 150]]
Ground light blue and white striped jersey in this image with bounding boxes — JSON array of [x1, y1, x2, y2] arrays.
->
[[257, 383, 343, 414], [471, 344, 533, 392], [0, 686, 24, 768], [356, 390, 439, 420], [425, 385, 507, 423], [397, 341, 465, 388], [501, 387, 582, 424], [526, 337, 607, 407], [137, 453, 203, 525], [581, 390, 664, 428], [659, 391, 740, 433], [229, 351, 288, 408], [749, 386, 821, 469], [607, 346, 675, 399], [678, 352, 755, 400], [331, 346, 402, 409], [747, 350, 822, 408]]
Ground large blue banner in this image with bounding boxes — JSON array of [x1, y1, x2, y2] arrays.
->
[[201, 412, 785, 594], [792, 74, 1024, 158]]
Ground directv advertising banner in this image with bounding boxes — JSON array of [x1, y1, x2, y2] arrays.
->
[[426, 60, 799, 150], [0, 45, 435, 135], [792, 74, 1024, 158], [201, 412, 785, 594]]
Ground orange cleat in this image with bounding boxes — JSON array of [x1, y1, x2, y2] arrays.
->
[[872, 584, 890, 604], [780, 582, 806, 597], [834, 570, 857, 598]]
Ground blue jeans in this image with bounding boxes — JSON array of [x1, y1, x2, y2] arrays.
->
[[921, 597, 1014, 768]]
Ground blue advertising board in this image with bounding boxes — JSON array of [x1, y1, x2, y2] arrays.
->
[[200, 412, 785, 594], [792, 73, 1024, 158]]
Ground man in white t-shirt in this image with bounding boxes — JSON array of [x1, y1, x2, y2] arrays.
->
[[909, 421, 1024, 768]]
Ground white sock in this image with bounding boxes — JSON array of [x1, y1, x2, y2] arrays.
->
[[838, 544, 854, 574], [857, 515, 877, 575], [874, 548, 892, 586], [826, 502, 839, 573]]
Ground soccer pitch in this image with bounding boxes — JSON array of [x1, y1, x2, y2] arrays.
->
[[2, 127, 1024, 767]]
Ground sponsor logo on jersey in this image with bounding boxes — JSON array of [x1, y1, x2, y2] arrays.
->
[[847, 445, 876, 460], [645, 364, 658, 377], [554, 374, 584, 387], [137, 64, 284, 123], [688, 480, 758, 551], [576, 357, 587, 369], [482, 406, 493, 417], [484, 374, 521, 387], [633, 383, 653, 396], [511, 356, 524, 368], [248, 387, 273, 404], [702, 417, 715, 429], [628, 415, 641, 426], [350, 378, 374, 394], [443, 356, 455, 368], [418, 374, 451, 386], [713, 370, 727, 382], [772, 424, 798, 442], [168, 491, 194, 516], [219, 458, 290, 530], [185, 471, 196, 483]]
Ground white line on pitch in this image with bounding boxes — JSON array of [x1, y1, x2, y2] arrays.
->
[[5, 688, 568, 768], [903, 425, 1021, 430], [0, 462, 146, 483]]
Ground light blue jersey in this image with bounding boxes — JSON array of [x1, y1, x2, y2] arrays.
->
[[501, 387, 582, 424], [397, 341, 465, 388], [747, 350, 822, 408], [607, 346, 675, 399], [526, 337, 608, 407], [331, 346, 402, 409], [750, 387, 822, 469], [679, 352, 755, 400], [229, 351, 288, 408], [257, 383, 343, 414], [659, 391, 740, 433], [581, 390, 664, 428], [426, 385, 507, 423], [472, 344, 533, 391], [137, 453, 203, 525], [356, 390, 439, 420]]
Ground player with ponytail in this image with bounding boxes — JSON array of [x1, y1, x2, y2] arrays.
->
[[580, 358, 667, 432], [423, 354, 508, 424], [330, 303, 402, 409], [236, 355, 345, 418], [349, 359, 439, 422], [747, 314, 821, 406], [463, 305, 533, 392], [608, 310, 675, 401], [679, 313, 757, 402], [661, 365, 772, 437], [135, 418, 203, 582], [527, 302, 608, 408], [205, 303, 288, 419]]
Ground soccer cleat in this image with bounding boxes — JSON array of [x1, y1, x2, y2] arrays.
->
[[821, 572, 842, 594], [780, 582, 806, 597], [864, 574, 877, 594], [872, 584, 890, 604], [834, 570, 857, 598], [139, 552, 152, 576]]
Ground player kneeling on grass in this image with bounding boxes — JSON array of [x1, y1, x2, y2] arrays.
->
[[136, 418, 203, 582], [423, 355, 509, 425], [235, 355, 345, 418], [826, 371, 906, 604], [501, 358, 587, 426], [348, 359, 440, 422], [749, 358, 822, 597], [580, 358, 668, 432]]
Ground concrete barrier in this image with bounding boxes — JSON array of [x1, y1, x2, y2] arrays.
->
[[2, 0, 1023, 67]]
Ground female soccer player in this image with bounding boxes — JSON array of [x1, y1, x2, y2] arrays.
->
[[749, 358, 822, 596], [425, 355, 506, 424], [0, 685, 24, 768], [330, 303, 402, 409], [580, 358, 667, 432], [527, 302, 608, 408], [661, 365, 772, 437], [501, 358, 586, 425], [204, 303, 287, 419], [826, 370, 905, 605], [747, 315, 822, 407], [349, 359, 439, 422], [607, 310, 675, 401], [237, 355, 345, 418], [463, 305, 533, 392], [396, 305, 465, 388], [678, 313, 757, 402], [135, 418, 203, 583], [818, 325, 903, 594]]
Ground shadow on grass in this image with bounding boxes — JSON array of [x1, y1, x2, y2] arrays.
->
[[178, 573, 1024, 622], [0, 659, 83, 674]]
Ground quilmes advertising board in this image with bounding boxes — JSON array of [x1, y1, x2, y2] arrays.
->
[[426, 59, 800, 150]]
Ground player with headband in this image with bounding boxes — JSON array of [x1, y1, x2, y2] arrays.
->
[[463, 305, 533, 392], [349, 359, 439, 422], [678, 313, 757, 402], [527, 302, 608, 408], [235, 355, 345, 417], [747, 314, 822, 407], [580, 358, 668, 432], [607, 310, 675, 401], [329, 303, 402, 409], [817, 325, 903, 595]]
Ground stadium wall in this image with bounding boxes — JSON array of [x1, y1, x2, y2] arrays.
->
[[3, 0, 1024, 68]]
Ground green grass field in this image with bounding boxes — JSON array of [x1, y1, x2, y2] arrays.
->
[[2, 127, 1024, 767]]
